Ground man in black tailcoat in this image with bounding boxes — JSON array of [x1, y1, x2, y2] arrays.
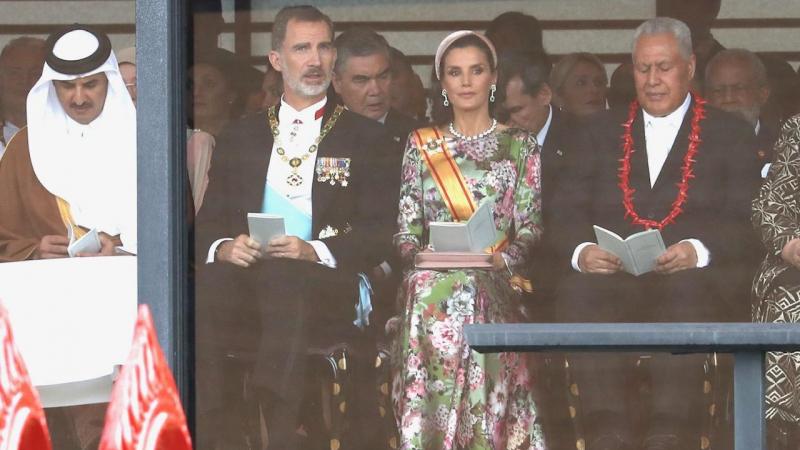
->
[[552, 17, 761, 450], [195, 6, 395, 450]]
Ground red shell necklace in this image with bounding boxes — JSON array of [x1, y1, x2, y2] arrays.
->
[[618, 95, 707, 230]]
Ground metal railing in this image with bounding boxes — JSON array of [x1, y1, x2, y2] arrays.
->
[[465, 322, 800, 450]]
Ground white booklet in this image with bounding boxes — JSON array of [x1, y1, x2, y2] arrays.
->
[[593, 225, 666, 276], [247, 213, 285, 249], [429, 202, 498, 253], [67, 228, 102, 257]]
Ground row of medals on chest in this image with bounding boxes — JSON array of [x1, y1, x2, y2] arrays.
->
[[268, 105, 348, 187]]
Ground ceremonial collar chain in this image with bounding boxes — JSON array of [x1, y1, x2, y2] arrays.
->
[[618, 95, 707, 230], [268, 104, 344, 187], [448, 118, 497, 142]]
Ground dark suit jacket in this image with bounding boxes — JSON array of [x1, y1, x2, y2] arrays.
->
[[552, 97, 762, 272], [384, 109, 421, 148], [529, 107, 578, 300], [539, 107, 577, 236], [196, 98, 396, 275], [756, 120, 779, 165]]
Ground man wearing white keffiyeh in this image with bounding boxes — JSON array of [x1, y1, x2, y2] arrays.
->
[[0, 24, 137, 261]]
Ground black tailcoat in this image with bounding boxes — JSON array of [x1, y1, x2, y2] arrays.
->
[[194, 99, 397, 446], [197, 99, 395, 273]]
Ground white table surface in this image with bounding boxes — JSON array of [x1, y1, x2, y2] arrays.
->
[[0, 256, 137, 406]]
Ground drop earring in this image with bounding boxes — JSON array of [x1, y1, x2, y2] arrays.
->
[[441, 89, 449, 107], [489, 84, 496, 103]]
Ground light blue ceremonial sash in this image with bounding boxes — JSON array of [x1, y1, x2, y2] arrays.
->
[[354, 273, 373, 330], [261, 183, 312, 240]]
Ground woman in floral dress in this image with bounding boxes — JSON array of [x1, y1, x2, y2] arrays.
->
[[391, 31, 545, 450]]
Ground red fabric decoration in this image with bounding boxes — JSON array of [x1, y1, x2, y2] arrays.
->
[[618, 95, 707, 230], [0, 302, 52, 450], [99, 305, 192, 450]]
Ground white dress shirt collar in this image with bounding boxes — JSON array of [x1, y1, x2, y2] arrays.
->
[[536, 105, 553, 147], [279, 96, 327, 123], [642, 92, 692, 128], [641, 93, 692, 188]]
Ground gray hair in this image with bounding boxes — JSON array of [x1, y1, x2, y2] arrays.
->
[[705, 48, 768, 87], [0, 36, 46, 67], [333, 27, 390, 74], [632, 17, 693, 60]]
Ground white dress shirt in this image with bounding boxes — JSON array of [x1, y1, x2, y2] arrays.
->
[[571, 93, 710, 271], [536, 105, 553, 147], [755, 120, 772, 179], [207, 96, 337, 267]]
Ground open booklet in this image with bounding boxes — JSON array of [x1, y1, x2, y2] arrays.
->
[[247, 213, 286, 249], [429, 202, 498, 253], [67, 227, 101, 257], [593, 225, 666, 276]]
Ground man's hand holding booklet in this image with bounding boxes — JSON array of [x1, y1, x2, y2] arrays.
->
[[247, 213, 286, 252], [593, 225, 666, 275], [415, 203, 497, 269]]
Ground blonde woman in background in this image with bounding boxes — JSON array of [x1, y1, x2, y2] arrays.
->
[[550, 52, 608, 118]]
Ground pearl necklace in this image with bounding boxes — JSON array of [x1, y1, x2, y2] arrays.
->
[[448, 118, 497, 142]]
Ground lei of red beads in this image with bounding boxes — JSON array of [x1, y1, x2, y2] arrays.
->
[[618, 95, 707, 230]]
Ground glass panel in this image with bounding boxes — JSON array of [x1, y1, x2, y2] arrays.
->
[[189, 1, 800, 449], [0, 1, 137, 448]]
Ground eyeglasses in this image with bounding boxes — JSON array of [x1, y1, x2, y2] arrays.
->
[[706, 83, 758, 97]]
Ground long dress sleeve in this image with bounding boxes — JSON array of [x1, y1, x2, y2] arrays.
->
[[394, 135, 425, 269], [501, 132, 543, 269]]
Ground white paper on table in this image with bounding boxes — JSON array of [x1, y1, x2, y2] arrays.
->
[[0, 256, 137, 399]]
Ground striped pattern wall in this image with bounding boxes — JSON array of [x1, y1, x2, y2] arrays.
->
[[0, 0, 798, 85]]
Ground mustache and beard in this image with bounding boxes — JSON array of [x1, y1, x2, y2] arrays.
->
[[725, 104, 761, 128], [283, 65, 331, 97]]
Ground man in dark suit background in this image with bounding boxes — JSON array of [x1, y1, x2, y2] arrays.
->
[[705, 48, 776, 177], [332, 26, 419, 306], [195, 6, 395, 450], [328, 26, 420, 449], [552, 17, 761, 450], [495, 49, 578, 309]]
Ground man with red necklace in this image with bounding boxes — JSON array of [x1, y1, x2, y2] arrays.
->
[[552, 17, 762, 450]]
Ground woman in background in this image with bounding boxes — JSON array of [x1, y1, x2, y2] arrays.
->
[[187, 49, 260, 211], [392, 31, 545, 450], [549, 52, 608, 118]]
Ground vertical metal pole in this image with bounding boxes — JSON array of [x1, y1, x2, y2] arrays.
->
[[135, 0, 193, 425], [734, 351, 766, 450]]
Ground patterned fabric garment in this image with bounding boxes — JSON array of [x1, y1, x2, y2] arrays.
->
[[752, 114, 800, 423], [392, 127, 546, 450]]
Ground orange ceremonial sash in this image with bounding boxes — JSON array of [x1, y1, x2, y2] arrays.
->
[[414, 127, 477, 222], [413, 127, 508, 253]]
